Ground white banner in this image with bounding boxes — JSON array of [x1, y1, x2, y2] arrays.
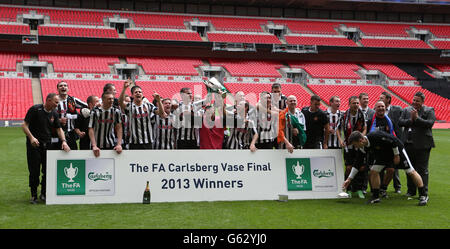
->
[[46, 149, 345, 205]]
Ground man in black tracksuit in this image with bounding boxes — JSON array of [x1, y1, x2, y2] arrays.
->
[[343, 130, 428, 206], [22, 93, 71, 204]]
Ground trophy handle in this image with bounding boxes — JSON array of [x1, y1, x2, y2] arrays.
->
[[64, 167, 68, 177], [74, 167, 78, 177]]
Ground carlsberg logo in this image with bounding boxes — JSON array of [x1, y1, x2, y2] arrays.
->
[[313, 169, 334, 178], [88, 172, 112, 181]]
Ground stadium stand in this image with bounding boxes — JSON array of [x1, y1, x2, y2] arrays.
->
[[308, 84, 408, 111], [38, 26, 119, 38], [359, 38, 431, 49], [413, 24, 450, 38], [38, 54, 119, 73], [271, 20, 338, 35], [0, 5, 448, 124], [0, 78, 33, 119], [28, 8, 106, 25], [344, 22, 412, 37], [40, 79, 207, 103], [224, 82, 314, 107], [0, 24, 30, 35], [200, 16, 266, 32], [207, 32, 281, 44], [119, 13, 188, 29], [429, 40, 450, 49], [360, 63, 416, 80], [389, 85, 450, 121], [209, 59, 283, 78], [126, 57, 203, 76], [288, 62, 362, 79], [432, 64, 450, 72], [125, 29, 203, 41], [284, 35, 358, 47], [0, 52, 30, 71]]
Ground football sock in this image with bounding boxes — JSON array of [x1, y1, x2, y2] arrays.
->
[[372, 189, 380, 198], [418, 187, 426, 196]]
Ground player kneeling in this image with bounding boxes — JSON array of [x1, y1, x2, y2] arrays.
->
[[343, 130, 428, 206]]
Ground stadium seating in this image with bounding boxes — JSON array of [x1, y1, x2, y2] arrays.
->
[[432, 64, 450, 72], [38, 26, 119, 38], [119, 13, 188, 29], [125, 30, 203, 41], [284, 35, 358, 47], [0, 78, 33, 119], [0, 52, 30, 71], [126, 57, 203, 76], [288, 62, 361, 79], [343, 22, 412, 37], [271, 20, 338, 35], [413, 24, 450, 38], [361, 63, 416, 80], [0, 24, 30, 35], [223, 82, 314, 107], [40, 79, 207, 103], [308, 84, 408, 111], [429, 40, 450, 49], [209, 59, 283, 78], [32, 8, 107, 25], [200, 16, 266, 32], [38, 54, 119, 73], [207, 32, 281, 44], [0, 6, 28, 21], [388, 85, 450, 121], [359, 38, 431, 49]]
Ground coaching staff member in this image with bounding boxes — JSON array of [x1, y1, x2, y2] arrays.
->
[[301, 95, 329, 149], [399, 91, 435, 202], [22, 93, 70, 204]]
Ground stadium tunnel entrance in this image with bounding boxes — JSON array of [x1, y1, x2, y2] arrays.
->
[[22, 61, 47, 78]]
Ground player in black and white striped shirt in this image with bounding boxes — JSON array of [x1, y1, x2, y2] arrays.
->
[[254, 92, 279, 149], [153, 98, 176, 150], [55, 81, 88, 150], [224, 100, 258, 150], [88, 92, 123, 157], [326, 96, 344, 149], [172, 87, 202, 149], [119, 79, 166, 150]]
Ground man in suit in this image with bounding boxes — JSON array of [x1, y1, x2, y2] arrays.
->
[[399, 91, 435, 204], [379, 91, 403, 193], [358, 93, 375, 128]]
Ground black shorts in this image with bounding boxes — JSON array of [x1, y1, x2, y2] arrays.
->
[[394, 148, 414, 171], [344, 148, 367, 170]]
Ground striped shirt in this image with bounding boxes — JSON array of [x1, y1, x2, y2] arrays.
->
[[256, 111, 278, 144], [57, 95, 87, 132], [172, 102, 202, 142], [326, 109, 342, 148], [224, 116, 257, 149], [124, 102, 157, 145], [279, 108, 306, 149], [88, 106, 122, 149], [152, 113, 176, 150]]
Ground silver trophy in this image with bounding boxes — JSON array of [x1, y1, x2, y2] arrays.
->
[[64, 163, 78, 183], [292, 161, 304, 179], [202, 77, 228, 93]]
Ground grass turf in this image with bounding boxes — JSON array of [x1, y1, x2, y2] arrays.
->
[[0, 127, 449, 229]]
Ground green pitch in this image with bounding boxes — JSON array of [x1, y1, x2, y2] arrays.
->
[[0, 127, 448, 229]]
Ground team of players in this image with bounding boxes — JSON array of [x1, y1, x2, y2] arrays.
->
[[23, 79, 435, 206]]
